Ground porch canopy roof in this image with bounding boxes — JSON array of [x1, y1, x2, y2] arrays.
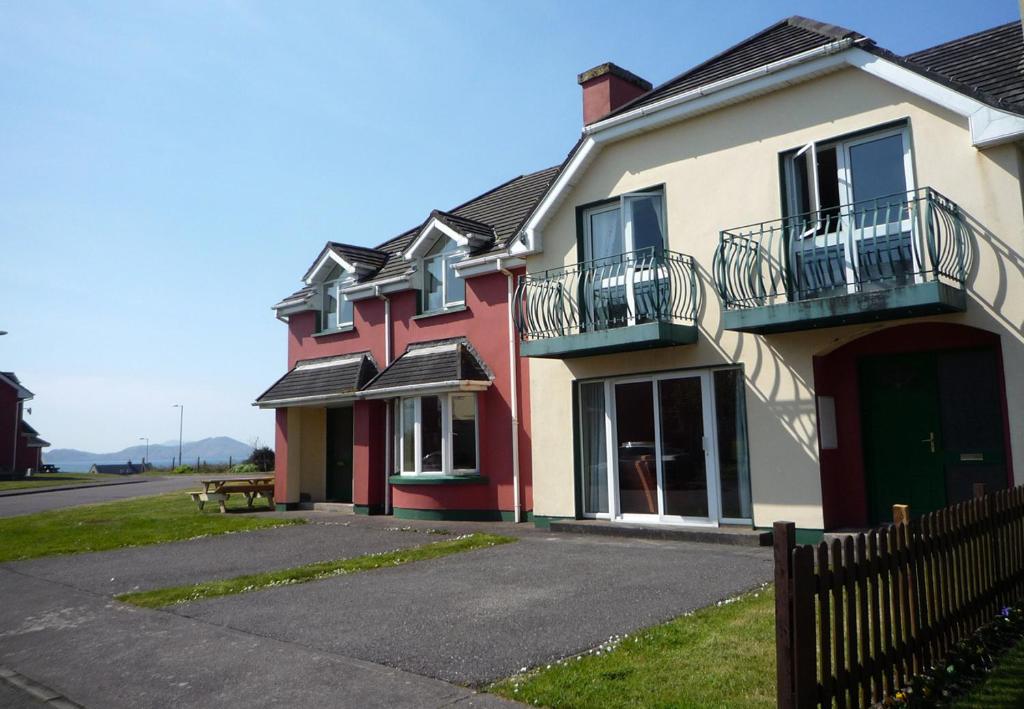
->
[[255, 352, 378, 409], [360, 337, 493, 399]]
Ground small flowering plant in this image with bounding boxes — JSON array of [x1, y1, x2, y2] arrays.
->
[[878, 600, 1024, 708]]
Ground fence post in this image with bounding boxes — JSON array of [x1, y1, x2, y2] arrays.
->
[[775, 521, 797, 709], [792, 545, 818, 709]]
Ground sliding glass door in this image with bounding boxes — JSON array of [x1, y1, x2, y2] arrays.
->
[[578, 368, 751, 526]]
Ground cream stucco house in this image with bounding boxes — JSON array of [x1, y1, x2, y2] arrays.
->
[[512, 17, 1024, 539]]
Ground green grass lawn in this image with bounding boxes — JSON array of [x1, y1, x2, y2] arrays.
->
[[955, 637, 1024, 708], [118, 532, 516, 608], [490, 585, 775, 709], [0, 492, 302, 562], [0, 473, 128, 491]]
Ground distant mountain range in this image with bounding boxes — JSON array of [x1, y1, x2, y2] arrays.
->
[[44, 436, 255, 471]]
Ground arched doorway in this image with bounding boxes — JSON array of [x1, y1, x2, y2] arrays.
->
[[814, 323, 1013, 529]]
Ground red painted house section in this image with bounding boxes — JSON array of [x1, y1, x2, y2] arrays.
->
[[275, 267, 532, 517], [814, 322, 1012, 530], [0, 380, 19, 472]]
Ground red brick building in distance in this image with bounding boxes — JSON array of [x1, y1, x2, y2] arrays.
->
[[0, 372, 50, 475], [257, 168, 557, 521]]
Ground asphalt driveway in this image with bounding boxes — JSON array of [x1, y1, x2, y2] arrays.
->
[[0, 513, 772, 706], [173, 529, 772, 685]]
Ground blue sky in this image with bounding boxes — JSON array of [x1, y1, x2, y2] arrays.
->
[[1, 0, 1016, 453]]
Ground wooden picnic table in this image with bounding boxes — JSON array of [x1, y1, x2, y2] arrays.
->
[[189, 476, 275, 513]]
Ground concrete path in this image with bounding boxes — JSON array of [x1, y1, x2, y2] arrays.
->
[[0, 476, 203, 517]]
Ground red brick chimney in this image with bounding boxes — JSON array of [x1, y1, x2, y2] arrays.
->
[[578, 62, 652, 125]]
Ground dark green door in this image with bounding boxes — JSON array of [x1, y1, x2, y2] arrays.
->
[[325, 407, 353, 503], [860, 353, 946, 525]]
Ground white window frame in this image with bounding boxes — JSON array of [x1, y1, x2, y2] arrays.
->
[[782, 124, 917, 295], [576, 366, 753, 527], [321, 278, 354, 331], [581, 189, 668, 327], [421, 239, 467, 313], [582, 188, 667, 262], [394, 392, 479, 476]]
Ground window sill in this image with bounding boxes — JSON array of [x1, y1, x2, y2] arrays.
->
[[412, 304, 468, 321], [388, 474, 488, 486], [312, 325, 355, 338]]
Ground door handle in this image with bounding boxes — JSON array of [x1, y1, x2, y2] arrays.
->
[[921, 432, 936, 453]]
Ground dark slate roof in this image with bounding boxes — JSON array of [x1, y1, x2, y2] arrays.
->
[[328, 243, 390, 272], [606, 17, 865, 119], [276, 166, 561, 305], [0, 371, 33, 399], [256, 352, 378, 406], [362, 338, 492, 394], [20, 421, 49, 447], [272, 285, 317, 311], [905, 21, 1024, 114], [429, 209, 497, 243]]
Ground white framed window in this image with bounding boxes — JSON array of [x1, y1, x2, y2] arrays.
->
[[422, 238, 465, 312], [393, 392, 479, 475], [320, 265, 354, 331], [780, 124, 916, 297], [582, 188, 666, 262]]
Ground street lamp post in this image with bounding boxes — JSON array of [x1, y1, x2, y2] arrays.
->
[[138, 437, 149, 469], [172, 405, 183, 469]]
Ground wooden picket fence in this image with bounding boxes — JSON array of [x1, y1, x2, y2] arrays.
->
[[774, 484, 1024, 709]]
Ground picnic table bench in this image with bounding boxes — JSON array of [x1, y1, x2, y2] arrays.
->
[[189, 476, 275, 513]]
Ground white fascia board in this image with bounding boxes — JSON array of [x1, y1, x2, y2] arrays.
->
[[404, 218, 479, 261], [304, 249, 356, 286], [512, 137, 600, 256], [343, 275, 412, 301], [358, 380, 492, 400], [517, 43, 1024, 256], [846, 48, 1024, 148], [514, 47, 852, 255], [455, 253, 526, 277], [254, 392, 358, 409]]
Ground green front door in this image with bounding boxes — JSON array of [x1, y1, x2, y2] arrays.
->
[[860, 353, 946, 525], [325, 406, 353, 503]]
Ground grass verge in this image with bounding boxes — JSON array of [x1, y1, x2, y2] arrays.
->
[[117, 532, 516, 608], [489, 585, 775, 709], [0, 493, 301, 562], [0, 473, 126, 491], [955, 637, 1024, 708]]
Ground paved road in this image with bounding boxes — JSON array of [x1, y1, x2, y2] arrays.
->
[[0, 514, 772, 706], [0, 476, 202, 517]]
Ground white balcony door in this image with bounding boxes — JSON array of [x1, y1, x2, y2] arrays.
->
[[784, 125, 916, 298]]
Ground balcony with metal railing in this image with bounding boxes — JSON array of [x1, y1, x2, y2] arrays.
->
[[713, 187, 969, 334], [514, 247, 700, 358]]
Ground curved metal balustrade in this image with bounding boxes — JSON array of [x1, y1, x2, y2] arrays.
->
[[713, 187, 968, 311], [514, 248, 700, 352]]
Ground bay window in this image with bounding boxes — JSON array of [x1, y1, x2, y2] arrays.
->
[[394, 392, 479, 475], [422, 238, 465, 312]]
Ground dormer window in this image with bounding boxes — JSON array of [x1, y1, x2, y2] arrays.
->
[[321, 265, 354, 330], [422, 238, 465, 312]]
